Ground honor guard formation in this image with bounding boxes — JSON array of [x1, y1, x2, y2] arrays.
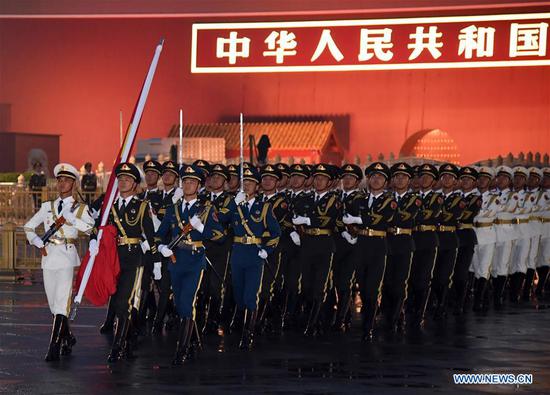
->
[[24, 159, 550, 364]]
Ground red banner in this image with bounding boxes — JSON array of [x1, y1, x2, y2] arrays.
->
[[191, 13, 550, 73]]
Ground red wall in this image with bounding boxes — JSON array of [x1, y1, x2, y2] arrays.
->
[[1, 16, 549, 169]]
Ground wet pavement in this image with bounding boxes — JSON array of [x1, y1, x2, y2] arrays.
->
[[0, 280, 549, 394]]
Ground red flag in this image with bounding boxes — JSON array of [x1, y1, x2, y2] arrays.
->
[[75, 225, 120, 306]]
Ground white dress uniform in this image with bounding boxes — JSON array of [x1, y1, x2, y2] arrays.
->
[[491, 184, 519, 278], [23, 167, 94, 316], [472, 188, 499, 280], [526, 183, 544, 271], [509, 167, 531, 275], [537, 184, 550, 269]]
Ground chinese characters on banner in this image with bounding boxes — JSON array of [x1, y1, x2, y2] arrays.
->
[[191, 13, 550, 73]]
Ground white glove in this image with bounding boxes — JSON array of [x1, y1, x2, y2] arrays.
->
[[292, 216, 311, 226], [290, 231, 301, 246], [31, 236, 44, 249], [172, 187, 184, 203], [343, 214, 363, 225], [258, 249, 268, 259], [190, 215, 205, 233], [140, 239, 150, 254], [158, 244, 173, 258], [88, 239, 99, 257], [61, 206, 77, 224], [153, 262, 162, 280], [234, 191, 247, 205], [342, 231, 357, 245]]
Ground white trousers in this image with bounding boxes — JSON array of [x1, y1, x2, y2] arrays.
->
[[472, 243, 495, 280], [509, 238, 531, 275], [43, 267, 74, 316], [537, 237, 550, 268], [491, 241, 513, 278]]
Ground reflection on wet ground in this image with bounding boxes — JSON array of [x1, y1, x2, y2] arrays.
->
[[0, 281, 548, 394]]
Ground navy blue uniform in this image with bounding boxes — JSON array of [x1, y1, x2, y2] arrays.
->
[[226, 198, 281, 311], [156, 200, 224, 319]]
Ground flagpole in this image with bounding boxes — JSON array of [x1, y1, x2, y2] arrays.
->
[[239, 112, 244, 193], [71, 39, 165, 320], [119, 110, 123, 145], [179, 109, 183, 188]]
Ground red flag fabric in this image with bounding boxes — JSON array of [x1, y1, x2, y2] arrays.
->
[[75, 225, 120, 306]]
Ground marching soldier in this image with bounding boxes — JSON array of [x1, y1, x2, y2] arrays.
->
[[226, 164, 241, 194], [508, 166, 530, 304], [156, 164, 224, 365], [281, 164, 312, 330], [24, 163, 95, 361], [152, 160, 181, 334], [522, 167, 544, 301], [292, 164, 341, 336], [331, 164, 362, 332], [343, 162, 395, 341], [276, 163, 291, 195], [382, 162, 421, 332], [406, 164, 442, 328], [87, 162, 162, 363], [536, 168, 550, 299], [452, 167, 482, 315], [470, 167, 499, 312], [193, 159, 211, 196], [490, 166, 517, 309], [228, 167, 281, 349], [257, 164, 289, 333], [201, 163, 233, 334], [430, 163, 465, 319]]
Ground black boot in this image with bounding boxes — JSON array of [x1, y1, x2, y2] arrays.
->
[[361, 300, 378, 342], [453, 281, 467, 316], [230, 308, 244, 334], [107, 317, 130, 363], [472, 278, 487, 312], [522, 269, 536, 302], [99, 299, 116, 334], [239, 309, 257, 350], [60, 316, 76, 356], [493, 276, 507, 310], [203, 297, 221, 336], [509, 272, 524, 304], [303, 300, 321, 337], [172, 318, 193, 365], [45, 314, 63, 362], [433, 285, 448, 320], [536, 266, 550, 299]]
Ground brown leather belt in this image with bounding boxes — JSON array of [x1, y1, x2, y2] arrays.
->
[[388, 227, 412, 235], [495, 219, 514, 225], [356, 228, 387, 237], [303, 228, 332, 236]]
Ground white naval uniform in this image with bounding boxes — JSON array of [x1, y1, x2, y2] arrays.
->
[[23, 197, 94, 316], [491, 188, 519, 278], [537, 190, 550, 268], [525, 188, 544, 270], [471, 190, 499, 279], [509, 189, 531, 275]]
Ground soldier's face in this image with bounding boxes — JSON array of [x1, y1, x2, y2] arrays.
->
[[527, 174, 541, 189], [162, 172, 177, 187], [392, 173, 410, 191], [144, 171, 159, 187], [341, 175, 359, 191], [210, 174, 225, 191], [513, 174, 526, 189], [368, 173, 387, 191], [228, 175, 239, 190], [440, 174, 457, 189], [183, 178, 200, 196], [277, 175, 289, 189], [305, 176, 314, 188], [289, 175, 306, 190], [419, 174, 435, 189], [496, 174, 511, 190], [261, 175, 278, 192], [56, 176, 74, 195], [543, 175, 550, 189], [118, 175, 136, 194], [477, 175, 491, 190], [243, 180, 258, 196], [460, 176, 476, 191], [313, 174, 330, 192]]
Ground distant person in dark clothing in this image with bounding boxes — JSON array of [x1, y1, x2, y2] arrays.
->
[[257, 134, 271, 166], [29, 162, 47, 210], [81, 162, 97, 205]]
